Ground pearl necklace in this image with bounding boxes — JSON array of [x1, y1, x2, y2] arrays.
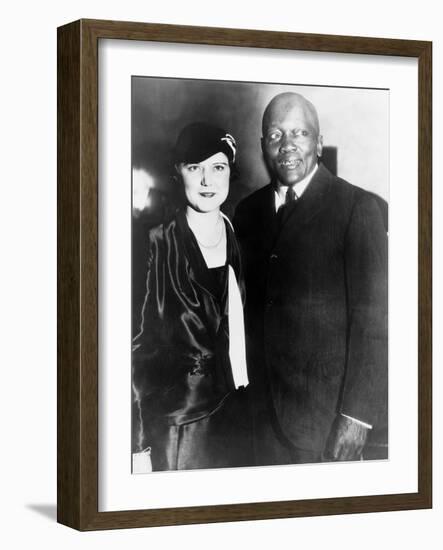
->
[[187, 214, 224, 249]]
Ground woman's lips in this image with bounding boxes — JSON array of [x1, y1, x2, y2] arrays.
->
[[199, 192, 216, 198]]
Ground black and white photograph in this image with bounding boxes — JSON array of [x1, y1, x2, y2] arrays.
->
[[130, 76, 389, 474]]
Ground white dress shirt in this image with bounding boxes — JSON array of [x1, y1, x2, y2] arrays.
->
[[274, 164, 319, 211]]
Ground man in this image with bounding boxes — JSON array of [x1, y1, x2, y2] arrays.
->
[[233, 92, 388, 464]]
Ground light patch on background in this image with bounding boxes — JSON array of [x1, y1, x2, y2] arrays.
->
[[132, 167, 154, 213]]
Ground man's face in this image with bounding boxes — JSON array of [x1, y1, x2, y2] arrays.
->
[[262, 96, 323, 187]]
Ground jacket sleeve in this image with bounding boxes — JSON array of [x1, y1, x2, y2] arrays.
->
[[339, 194, 388, 427], [132, 230, 168, 451]]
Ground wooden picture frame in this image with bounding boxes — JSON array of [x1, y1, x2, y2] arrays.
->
[[57, 18, 432, 530]]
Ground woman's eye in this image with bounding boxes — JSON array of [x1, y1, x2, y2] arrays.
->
[[213, 164, 226, 172], [186, 165, 200, 172]]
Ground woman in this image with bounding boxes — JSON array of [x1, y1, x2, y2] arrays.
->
[[132, 122, 252, 471]]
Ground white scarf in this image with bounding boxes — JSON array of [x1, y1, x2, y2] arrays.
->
[[227, 265, 249, 389], [220, 213, 249, 389]]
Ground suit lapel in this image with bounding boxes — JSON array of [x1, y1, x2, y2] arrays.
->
[[259, 184, 282, 254], [274, 163, 333, 241]]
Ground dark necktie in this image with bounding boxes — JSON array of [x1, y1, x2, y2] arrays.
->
[[285, 186, 298, 205]]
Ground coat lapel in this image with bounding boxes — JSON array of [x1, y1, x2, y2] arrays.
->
[[175, 209, 220, 300], [274, 163, 333, 241], [259, 184, 282, 255]]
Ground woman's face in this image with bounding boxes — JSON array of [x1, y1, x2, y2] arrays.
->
[[177, 152, 230, 213]]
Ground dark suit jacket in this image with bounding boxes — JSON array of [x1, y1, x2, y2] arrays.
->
[[132, 210, 251, 469], [233, 164, 388, 453]]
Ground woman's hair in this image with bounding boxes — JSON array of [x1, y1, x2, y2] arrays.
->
[[171, 122, 239, 213]]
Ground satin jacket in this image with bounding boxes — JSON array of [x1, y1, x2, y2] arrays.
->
[[132, 210, 245, 452]]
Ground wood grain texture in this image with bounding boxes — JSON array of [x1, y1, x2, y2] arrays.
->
[[57, 20, 81, 529], [417, 41, 432, 506], [79, 18, 99, 529], [57, 18, 432, 531], [82, 18, 429, 56]]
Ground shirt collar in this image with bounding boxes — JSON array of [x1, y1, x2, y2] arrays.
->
[[274, 163, 319, 212]]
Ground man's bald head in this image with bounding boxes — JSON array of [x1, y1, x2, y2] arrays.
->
[[261, 92, 323, 187], [262, 92, 320, 137]]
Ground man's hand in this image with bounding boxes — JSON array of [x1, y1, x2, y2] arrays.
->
[[324, 415, 369, 461]]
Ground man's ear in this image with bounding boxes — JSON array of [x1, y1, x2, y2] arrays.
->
[[316, 135, 323, 158]]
